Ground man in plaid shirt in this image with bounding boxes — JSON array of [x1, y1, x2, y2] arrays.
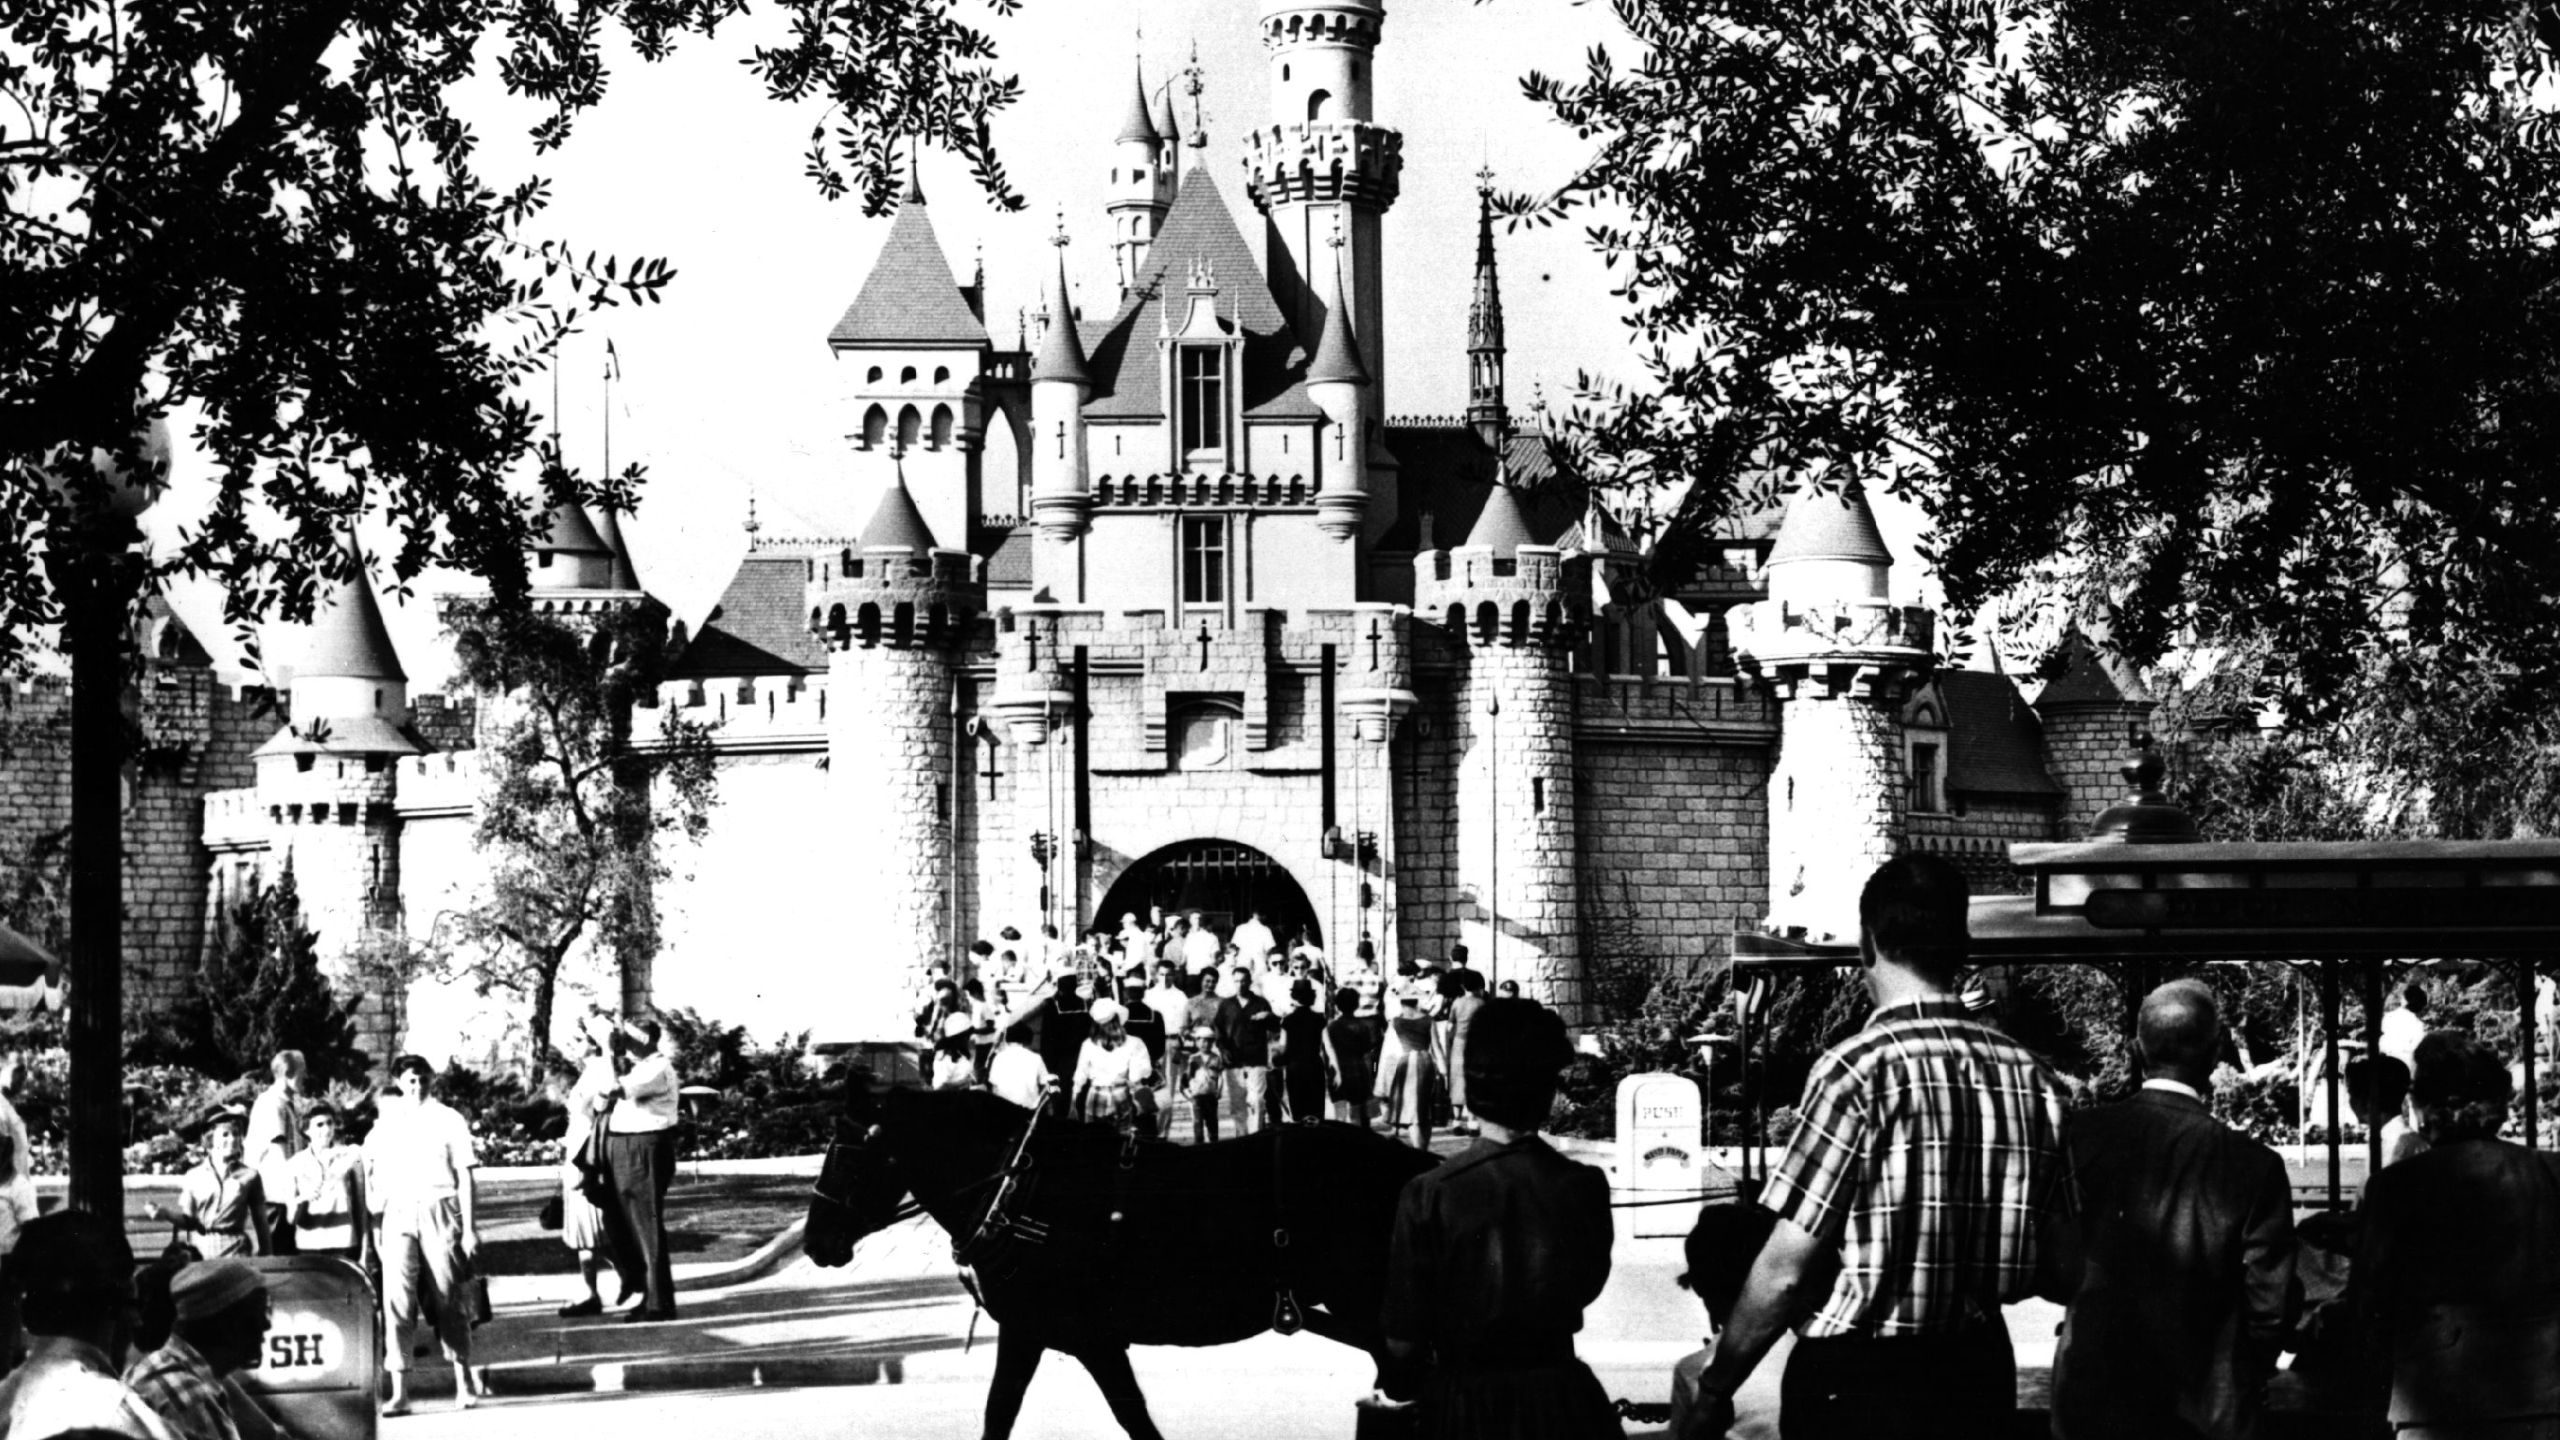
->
[[1685, 854, 2070, 1440]]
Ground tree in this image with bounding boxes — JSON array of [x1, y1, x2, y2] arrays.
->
[[1501, 0, 2560, 720], [3, 0, 1027, 664], [157, 862, 366, 1085], [444, 600, 714, 1077]]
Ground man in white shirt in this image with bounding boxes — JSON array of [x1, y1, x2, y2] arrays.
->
[[0, 1211, 179, 1440], [1183, 913, 1224, 975], [988, 1020, 1053, 1111], [244, 1050, 305, 1249], [362, 1056, 481, 1415], [1229, 911, 1277, 971], [2378, 983, 2429, 1071], [606, 1017, 682, 1322]]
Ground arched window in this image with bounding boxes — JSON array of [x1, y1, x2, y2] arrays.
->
[[929, 404, 954, 449], [899, 365, 918, 384], [1445, 603, 1467, 641], [1509, 600, 1531, 647], [862, 405, 888, 448], [1475, 601, 1499, 646], [892, 602, 916, 646], [897, 405, 922, 451], [857, 603, 882, 648], [1282, 63, 1291, 82], [1307, 89, 1331, 123], [866, 365, 884, 384], [932, 365, 950, 384]]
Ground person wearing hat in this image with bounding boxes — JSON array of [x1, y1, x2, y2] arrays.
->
[[1373, 981, 1442, 1151], [124, 1260, 279, 1440], [1071, 997, 1154, 1130], [931, 1009, 982, 1090], [2350, 1030, 2560, 1436], [1376, 998, 1619, 1439], [147, 1107, 269, 1259], [0, 1211, 178, 1440]]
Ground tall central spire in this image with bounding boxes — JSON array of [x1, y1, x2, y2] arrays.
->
[[1467, 164, 1510, 447]]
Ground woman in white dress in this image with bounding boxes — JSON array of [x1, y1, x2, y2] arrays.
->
[[1071, 999, 1155, 1131], [557, 1021, 624, 1317]]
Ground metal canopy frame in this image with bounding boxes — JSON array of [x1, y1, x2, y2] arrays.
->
[[1726, 839, 2560, 1209]]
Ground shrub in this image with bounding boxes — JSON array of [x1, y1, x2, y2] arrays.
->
[[1552, 970, 1721, 1140], [147, 867, 365, 1086]]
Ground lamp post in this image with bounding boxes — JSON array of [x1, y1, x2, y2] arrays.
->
[[38, 420, 168, 1218]]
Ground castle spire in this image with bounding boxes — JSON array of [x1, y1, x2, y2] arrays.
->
[[1032, 216, 1092, 385], [902, 139, 925, 205], [1466, 164, 1510, 447], [1116, 56, 1162, 145], [1306, 222, 1369, 386]]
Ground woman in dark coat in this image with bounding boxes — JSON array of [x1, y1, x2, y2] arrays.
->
[[2352, 1031, 2560, 1439], [1278, 978, 1330, 1123], [1377, 999, 1621, 1440]]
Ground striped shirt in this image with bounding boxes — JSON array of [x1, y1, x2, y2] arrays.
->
[[1761, 997, 2069, 1338]]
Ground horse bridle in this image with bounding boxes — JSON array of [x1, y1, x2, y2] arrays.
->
[[808, 1110, 1031, 1240]]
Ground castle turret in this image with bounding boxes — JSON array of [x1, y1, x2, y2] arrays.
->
[[255, 540, 423, 1047], [1244, 0, 1403, 424], [532, 498, 617, 591], [1415, 473, 1585, 1017], [1726, 480, 1936, 944], [1465, 170, 1510, 447], [807, 464, 983, 1033], [1107, 59, 1175, 295], [1028, 225, 1093, 545], [1305, 227, 1372, 543], [2033, 627, 2157, 836]]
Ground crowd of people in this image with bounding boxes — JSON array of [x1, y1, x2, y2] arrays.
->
[[909, 906, 1525, 1151]]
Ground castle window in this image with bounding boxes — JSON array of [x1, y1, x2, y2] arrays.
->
[[1131, 167, 1146, 183], [862, 405, 888, 448], [365, 755, 386, 774], [933, 366, 950, 384], [866, 365, 884, 384], [1532, 776, 1546, 814], [373, 687, 383, 710], [897, 405, 922, 451], [1178, 346, 1225, 454], [1909, 742, 1944, 814], [1170, 697, 1243, 771], [900, 365, 918, 384], [930, 404, 954, 449], [537, 551, 554, 569], [295, 753, 315, 773], [1307, 89, 1330, 122], [1181, 515, 1227, 605]]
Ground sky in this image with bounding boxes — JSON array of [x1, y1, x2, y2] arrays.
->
[[149, 0, 1939, 686]]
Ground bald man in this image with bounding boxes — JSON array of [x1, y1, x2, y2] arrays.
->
[[2045, 979, 2297, 1440]]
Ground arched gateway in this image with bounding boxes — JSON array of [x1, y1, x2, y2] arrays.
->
[[1092, 840, 1322, 954]]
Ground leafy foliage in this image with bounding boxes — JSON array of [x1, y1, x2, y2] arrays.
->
[[442, 599, 715, 1075], [1, 0, 1027, 672], [1500, 0, 2560, 720], [149, 865, 366, 1087]]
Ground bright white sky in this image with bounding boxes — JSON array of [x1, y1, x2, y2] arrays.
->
[[149, 0, 1939, 686]]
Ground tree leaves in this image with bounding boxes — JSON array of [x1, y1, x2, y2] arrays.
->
[[1504, 0, 2560, 723]]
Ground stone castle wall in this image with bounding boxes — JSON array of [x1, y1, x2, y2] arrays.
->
[[1765, 694, 1907, 944], [2039, 705, 2149, 838]]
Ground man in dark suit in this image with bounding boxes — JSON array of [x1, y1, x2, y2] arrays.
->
[[2046, 978, 2297, 1440]]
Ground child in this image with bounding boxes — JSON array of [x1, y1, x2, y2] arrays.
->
[[1182, 1027, 1225, 1144], [148, 1105, 269, 1257], [287, 1103, 369, 1261], [1673, 1200, 1784, 1440]]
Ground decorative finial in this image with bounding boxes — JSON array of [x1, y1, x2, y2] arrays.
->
[[1183, 39, 1207, 148], [1016, 305, 1028, 350], [972, 241, 984, 287], [903, 138, 924, 202], [1327, 213, 1346, 251], [744, 485, 761, 539], [1476, 162, 1496, 197], [1531, 376, 1548, 418], [1051, 207, 1071, 249]]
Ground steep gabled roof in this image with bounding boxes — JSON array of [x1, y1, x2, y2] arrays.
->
[[1082, 168, 1319, 420], [666, 554, 827, 680], [2037, 628, 2154, 707], [1926, 670, 2061, 796], [1767, 479, 1892, 567], [860, 467, 941, 552], [827, 185, 991, 349], [299, 545, 406, 683]]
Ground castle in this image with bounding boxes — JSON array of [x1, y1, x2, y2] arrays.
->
[[0, 0, 2161, 1059]]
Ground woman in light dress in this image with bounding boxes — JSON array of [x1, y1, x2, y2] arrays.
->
[[556, 1019, 625, 1317], [1372, 984, 1441, 1151], [1071, 999, 1155, 1131]]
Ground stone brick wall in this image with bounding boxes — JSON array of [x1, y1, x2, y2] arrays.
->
[[1575, 735, 1770, 1008], [2038, 704, 2149, 838], [1766, 694, 1906, 944], [826, 641, 960, 1030], [1447, 643, 1582, 1016], [1908, 798, 2057, 895]]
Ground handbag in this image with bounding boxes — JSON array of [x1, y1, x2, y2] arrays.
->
[[460, 1270, 494, 1327], [537, 1194, 564, 1231]]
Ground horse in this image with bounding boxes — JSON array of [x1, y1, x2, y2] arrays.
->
[[806, 1080, 1439, 1440]]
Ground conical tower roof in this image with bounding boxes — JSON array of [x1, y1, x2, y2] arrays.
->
[[827, 169, 991, 348], [1031, 254, 1092, 385], [1152, 82, 1181, 147], [590, 504, 641, 590], [537, 497, 612, 558], [1766, 479, 1892, 567], [1117, 61, 1162, 145], [300, 540, 407, 682], [860, 462, 941, 553], [1465, 470, 1537, 553], [1306, 251, 1369, 386]]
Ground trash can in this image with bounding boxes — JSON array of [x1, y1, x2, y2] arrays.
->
[[238, 1256, 378, 1440]]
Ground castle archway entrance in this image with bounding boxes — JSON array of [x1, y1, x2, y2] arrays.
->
[[1091, 840, 1321, 956]]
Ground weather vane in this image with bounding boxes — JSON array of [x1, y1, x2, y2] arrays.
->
[[1183, 40, 1207, 147], [1051, 207, 1071, 249]]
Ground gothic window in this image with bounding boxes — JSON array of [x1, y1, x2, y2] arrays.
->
[[897, 405, 922, 451], [933, 366, 951, 384], [930, 404, 954, 449], [1181, 515, 1227, 605], [1909, 742, 1944, 814], [866, 365, 884, 384], [900, 365, 918, 383], [1307, 89, 1330, 123], [1179, 347, 1225, 454], [862, 405, 888, 448]]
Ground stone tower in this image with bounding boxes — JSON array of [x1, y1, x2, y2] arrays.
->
[[1727, 481, 1936, 944], [256, 540, 423, 1046], [1464, 171, 1509, 447], [1416, 476, 1584, 1016], [1243, 0, 1404, 425], [1028, 228, 1094, 547], [807, 464, 983, 1034], [2034, 628, 2156, 835], [1106, 59, 1176, 296]]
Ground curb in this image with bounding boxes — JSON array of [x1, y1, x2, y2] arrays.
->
[[395, 1353, 909, 1401], [674, 1218, 806, 1294]]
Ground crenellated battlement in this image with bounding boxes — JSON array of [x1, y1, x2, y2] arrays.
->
[[1725, 597, 1936, 700], [806, 546, 984, 653], [1242, 122, 1404, 211], [1414, 544, 1584, 651], [1258, 3, 1383, 49], [1090, 473, 1320, 509], [202, 788, 266, 849], [394, 750, 483, 816]]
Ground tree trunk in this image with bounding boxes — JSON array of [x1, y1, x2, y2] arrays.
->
[[527, 950, 562, 1085], [64, 546, 136, 1216]]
